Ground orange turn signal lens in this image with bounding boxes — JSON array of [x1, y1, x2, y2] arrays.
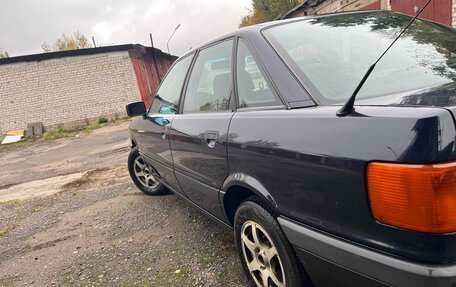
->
[[367, 162, 456, 233]]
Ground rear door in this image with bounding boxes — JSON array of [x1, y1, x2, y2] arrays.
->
[[169, 39, 234, 220], [136, 53, 194, 193]]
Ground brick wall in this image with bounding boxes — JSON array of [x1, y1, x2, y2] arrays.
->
[[0, 51, 141, 133], [309, 0, 455, 27], [308, 0, 380, 14]]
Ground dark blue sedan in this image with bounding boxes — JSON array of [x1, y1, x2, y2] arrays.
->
[[126, 10, 456, 287]]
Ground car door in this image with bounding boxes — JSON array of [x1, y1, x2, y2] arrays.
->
[[169, 39, 234, 220], [135, 53, 194, 194]]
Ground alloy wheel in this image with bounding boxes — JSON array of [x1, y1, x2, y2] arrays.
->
[[133, 156, 159, 189], [241, 220, 286, 287]]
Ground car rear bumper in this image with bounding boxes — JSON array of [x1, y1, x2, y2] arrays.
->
[[278, 217, 456, 287]]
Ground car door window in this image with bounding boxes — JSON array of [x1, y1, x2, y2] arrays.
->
[[183, 40, 233, 113], [236, 39, 281, 108], [149, 54, 194, 115]]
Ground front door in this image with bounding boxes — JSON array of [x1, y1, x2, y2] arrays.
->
[[169, 39, 234, 220], [136, 53, 194, 194]]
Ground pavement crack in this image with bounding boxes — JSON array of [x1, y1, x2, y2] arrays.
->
[[31, 234, 77, 251]]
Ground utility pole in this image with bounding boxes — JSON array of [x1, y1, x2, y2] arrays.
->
[[149, 33, 162, 82], [92, 36, 97, 48], [149, 33, 155, 48], [166, 24, 181, 55]]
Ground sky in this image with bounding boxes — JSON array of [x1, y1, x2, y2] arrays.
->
[[0, 0, 252, 57]]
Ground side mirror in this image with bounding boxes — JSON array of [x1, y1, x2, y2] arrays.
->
[[126, 102, 146, 117]]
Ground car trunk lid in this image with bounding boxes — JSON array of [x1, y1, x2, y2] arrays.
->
[[356, 82, 456, 111]]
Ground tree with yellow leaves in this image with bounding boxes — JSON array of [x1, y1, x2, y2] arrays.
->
[[42, 31, 92, 52], [240, 0, 300, 27], [0, 48, 7, 58]]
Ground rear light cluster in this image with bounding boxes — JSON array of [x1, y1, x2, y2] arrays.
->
[[367, 162, 456, 233]]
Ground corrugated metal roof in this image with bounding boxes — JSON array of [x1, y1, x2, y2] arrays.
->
[[0, 44, 175, 66]]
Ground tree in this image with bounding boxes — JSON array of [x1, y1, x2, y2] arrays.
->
[[42, 31, 92, 52], [240, 0, 300, 27], [0, 48, 7, 59]]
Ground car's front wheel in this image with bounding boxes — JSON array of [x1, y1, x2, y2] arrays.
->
[[128, 147, 167, 195], [234, 200, 311, 287]]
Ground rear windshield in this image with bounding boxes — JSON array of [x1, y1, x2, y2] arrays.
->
[[263, 12, 456, 104]]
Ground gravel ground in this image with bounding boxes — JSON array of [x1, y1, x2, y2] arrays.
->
[[0, 123, 248, 287]]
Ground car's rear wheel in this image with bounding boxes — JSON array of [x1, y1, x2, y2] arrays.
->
[[128, 147, 167, 195], [234, 200, 312, 287]]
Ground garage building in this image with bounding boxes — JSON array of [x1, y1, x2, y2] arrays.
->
[[0, 45, 176, 134]]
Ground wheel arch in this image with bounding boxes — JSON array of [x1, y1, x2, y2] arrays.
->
[[130, 138, 137, 149], [220, 173, 279, 225]]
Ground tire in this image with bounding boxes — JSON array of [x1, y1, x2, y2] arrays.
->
[[234, 200, 312, 287], [128, 147, 167, 195]]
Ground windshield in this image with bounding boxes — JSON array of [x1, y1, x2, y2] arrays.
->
[[263, 11, 456, 104]]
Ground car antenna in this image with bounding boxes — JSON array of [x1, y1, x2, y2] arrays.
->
[[336, 0, 432, 117]]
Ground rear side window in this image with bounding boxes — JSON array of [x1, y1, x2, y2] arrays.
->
[[183, 39, 233, 113], [236, 39, 281, 108], [149, 54, 194, 114], [263, 12, 456, 104]]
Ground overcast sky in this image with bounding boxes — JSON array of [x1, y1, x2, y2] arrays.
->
[[0, 0, 252, 57]]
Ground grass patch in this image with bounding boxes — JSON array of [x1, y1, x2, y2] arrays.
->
[[0, 137, 36, 153], [82, 123, 104, 133], [0, 222, 19, 237], [42, 122, 107, 141], [98, 116, 109, 124], [149, 265, 192, 287], [218, 268, 230, 284], [0, 275, 16, 287], [3, 196, 33, 206], [0, 118, 128, 153], [198, 256, 218, 268], [42, 127, 77, 140]]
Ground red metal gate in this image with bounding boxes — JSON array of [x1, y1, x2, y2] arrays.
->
[[132, 59, 152, 107], [391, 0, 452, 26], [360, 0, 381, 10]]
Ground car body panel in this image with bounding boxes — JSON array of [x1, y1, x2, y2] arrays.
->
[[227, 106, 456, 263], [279, 216, 456, 287], [129, 114, 184, 194], [169, 112, 234, 220], [221, 172, 279, 209]]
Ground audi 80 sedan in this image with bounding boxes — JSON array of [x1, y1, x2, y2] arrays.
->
[[126, 11, 456, 287]]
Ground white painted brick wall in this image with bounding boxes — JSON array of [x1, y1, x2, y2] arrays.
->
[[0, 51, 141, 133], [453, 0, 456, 27]]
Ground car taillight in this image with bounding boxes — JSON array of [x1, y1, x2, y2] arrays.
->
[[367, 161, 456, 233]]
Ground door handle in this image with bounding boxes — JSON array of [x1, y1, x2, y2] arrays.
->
[[161, 124, 171, 139], [203, 131, 219, 148]]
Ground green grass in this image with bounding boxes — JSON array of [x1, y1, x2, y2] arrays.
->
[[0, 137, 36, 153], [42, 127, 77, 140], [0, 222, 19, 237], [0, 275, 16, 287], [198, 256, 218, 268], [82, 123, 104, 133], [98, 116, 109, 124], [42, 122, 107, 141], [0, 118, 127, 153]]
